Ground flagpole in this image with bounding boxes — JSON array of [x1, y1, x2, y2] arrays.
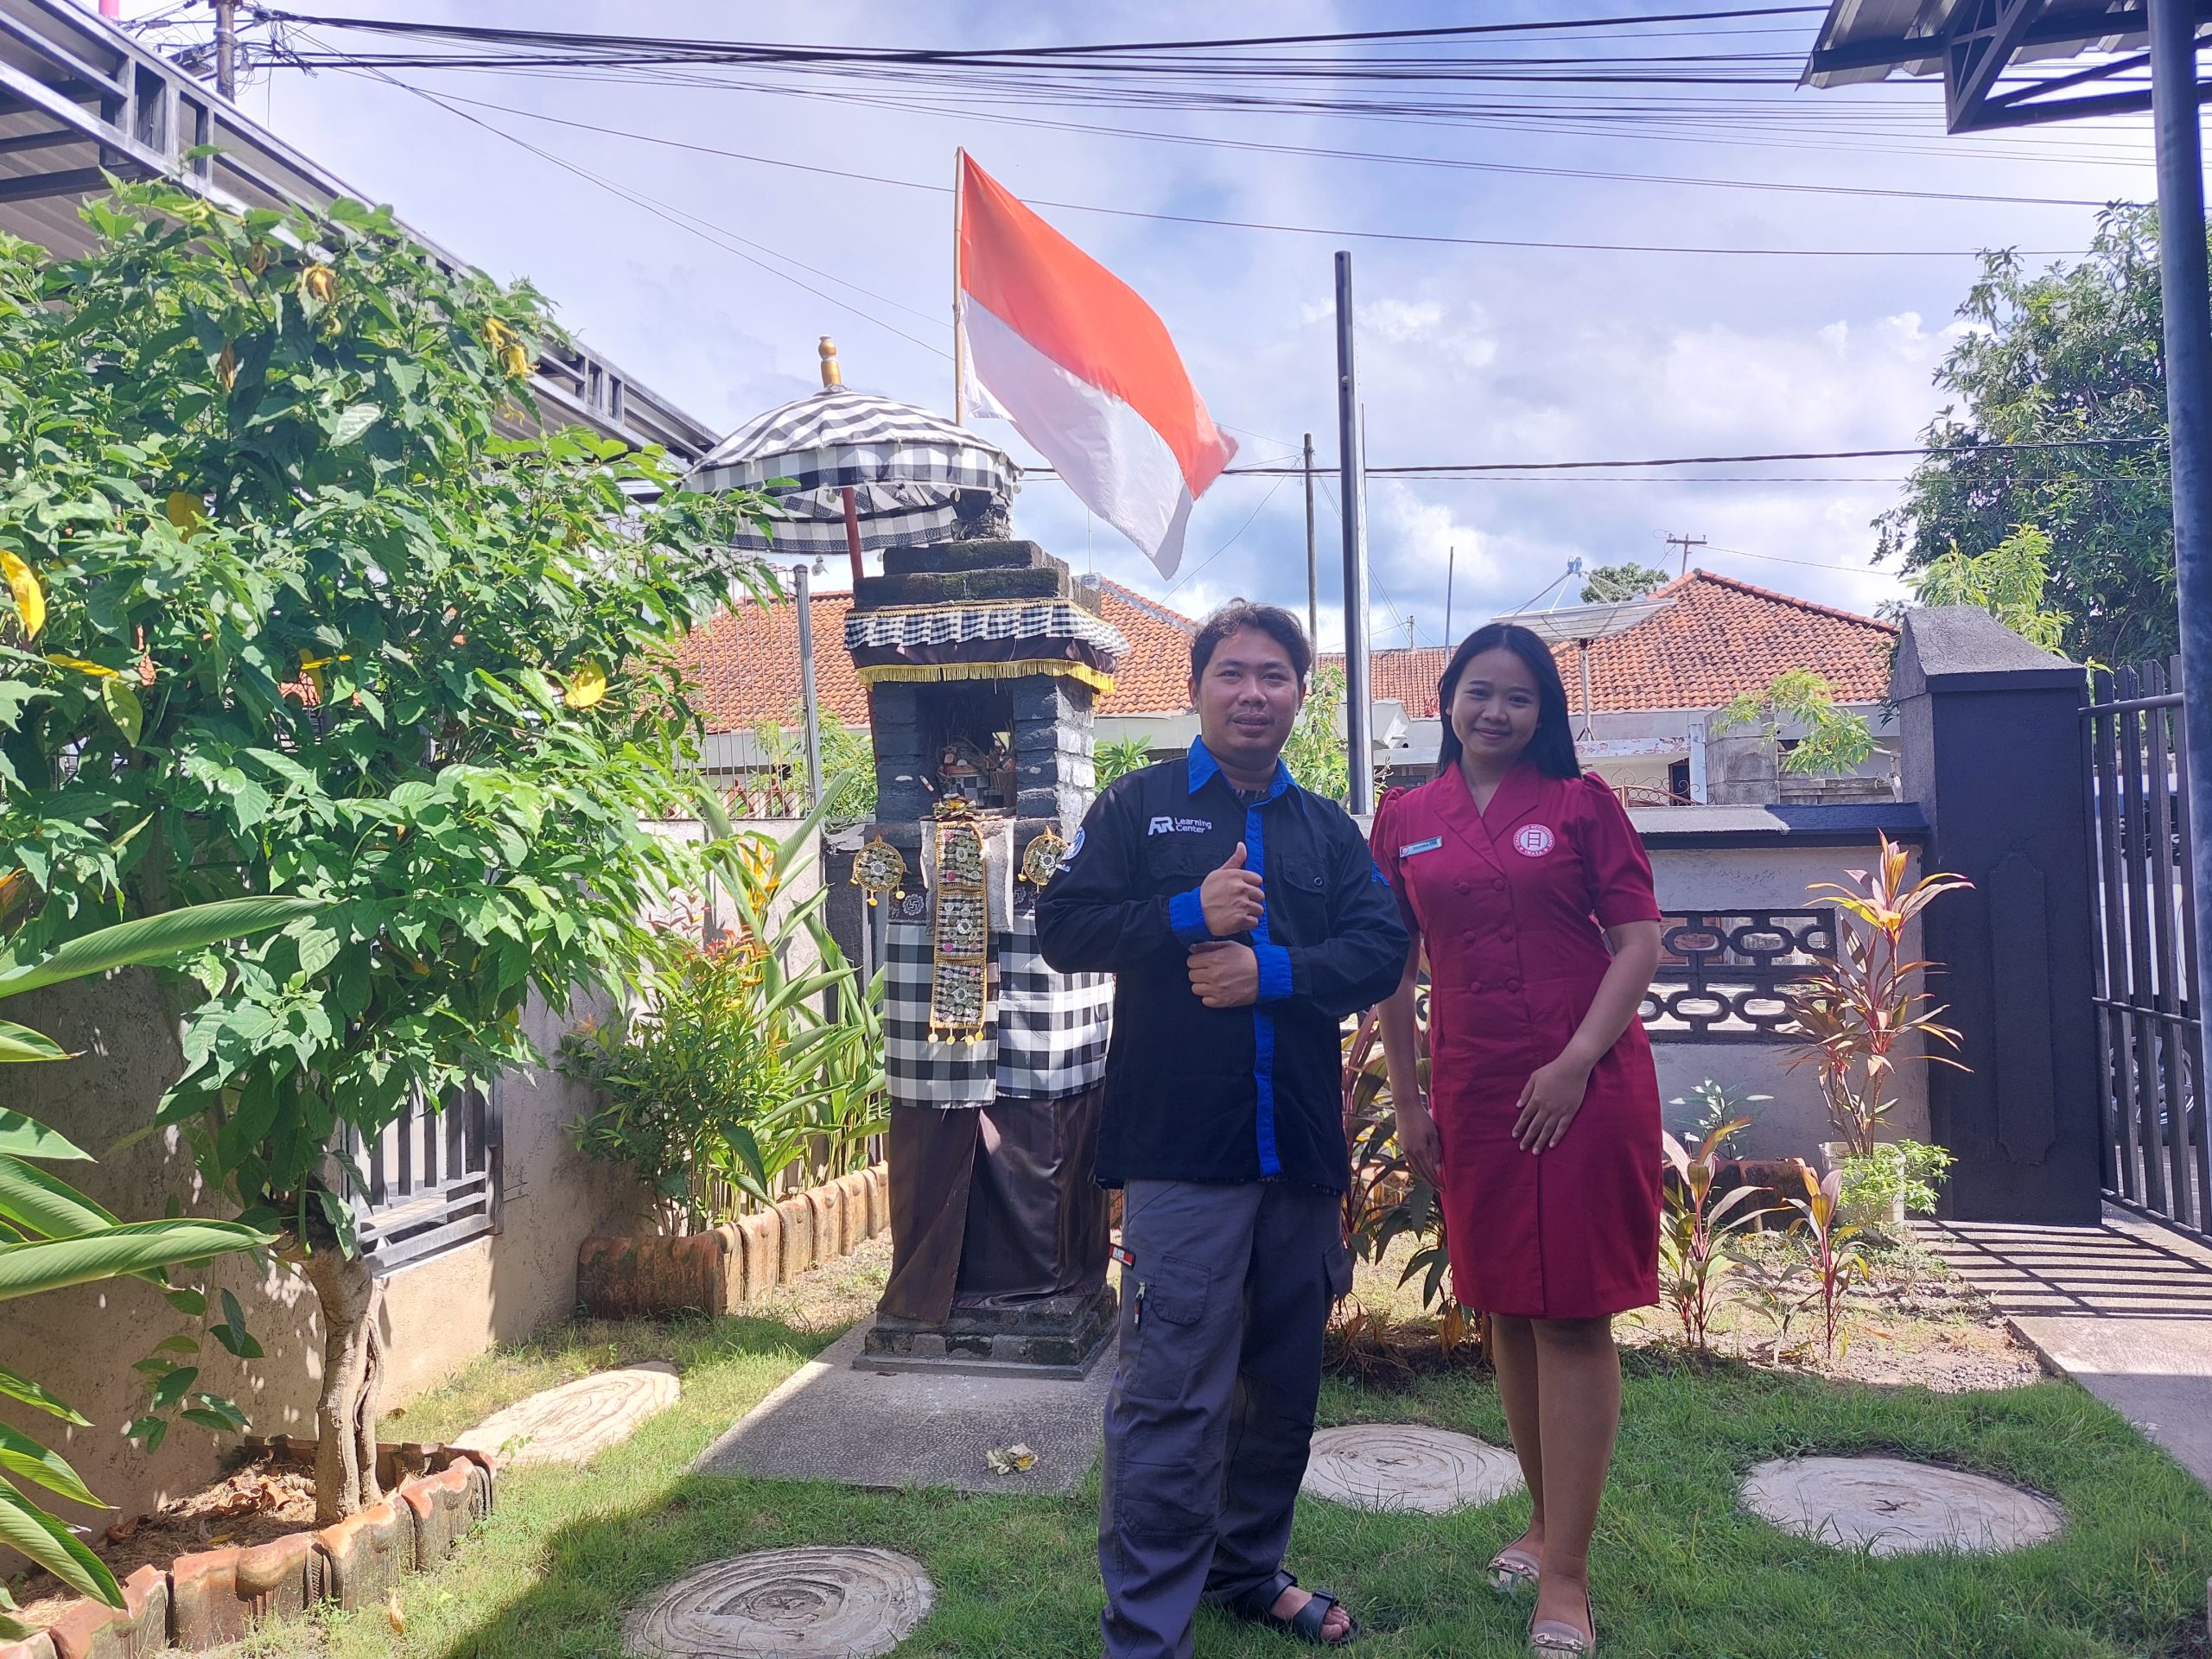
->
[[952, 146, 968, 425], [1335, 251, 1374, 818]]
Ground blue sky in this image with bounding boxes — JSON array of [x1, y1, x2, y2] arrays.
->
[[176, 1, 2161, 641]]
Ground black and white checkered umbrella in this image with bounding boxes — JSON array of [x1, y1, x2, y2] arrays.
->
[[687, 387, 1020, 555]]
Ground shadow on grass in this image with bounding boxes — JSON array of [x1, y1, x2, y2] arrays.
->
[[340, 1309, 2212, 1659]]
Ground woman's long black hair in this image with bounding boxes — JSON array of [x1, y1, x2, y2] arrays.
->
[[1433, 622, 1582, 782]]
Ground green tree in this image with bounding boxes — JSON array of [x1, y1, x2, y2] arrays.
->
[[1713, 671, 1876, 777], [0, 182, 768, 1520], [1093, 734, 1154, 788], [1878, 205, 2180, 664], [1907, 524, 2072, 654], [1284, 664, 1351, 803], [1580, 562, 1670, 603]]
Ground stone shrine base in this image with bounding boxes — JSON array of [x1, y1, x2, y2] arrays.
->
[[694, 1322, 1116, 1496], [859, 1284, 1117, 1379]]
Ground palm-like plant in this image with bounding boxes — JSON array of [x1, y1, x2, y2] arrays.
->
[[0, 895, 306, 1632], [1787, 834, 1972, 1158], [1785, 1166, 1871, 1362], [1659, 1117, 1769, 1350]]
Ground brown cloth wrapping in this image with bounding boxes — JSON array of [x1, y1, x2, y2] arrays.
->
[[877, 1084, 1111, 1325]]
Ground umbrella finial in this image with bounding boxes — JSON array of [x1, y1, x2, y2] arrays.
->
[[819, 337, 842, 390]]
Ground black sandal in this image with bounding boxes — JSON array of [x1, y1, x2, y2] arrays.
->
[[1226, 1569, 1360, 1646]]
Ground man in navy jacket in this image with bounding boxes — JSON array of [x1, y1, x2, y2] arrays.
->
[[1039, 601, 1408, 1656]]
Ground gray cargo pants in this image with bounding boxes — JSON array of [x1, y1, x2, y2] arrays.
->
[[1099, 1178, 1352, 1659]]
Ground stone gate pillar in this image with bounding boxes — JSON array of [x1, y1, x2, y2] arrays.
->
[[1891, 606, 2100, 1224]]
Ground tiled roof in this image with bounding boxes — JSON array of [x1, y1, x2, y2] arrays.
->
[[1332, 570, 1896, 719], [674, 575, 1202, 733]]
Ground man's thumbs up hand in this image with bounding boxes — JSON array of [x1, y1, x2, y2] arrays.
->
[[1199, 841, 1266, 937]]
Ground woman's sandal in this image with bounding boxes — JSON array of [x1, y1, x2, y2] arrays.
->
[[1487, 1547, 1541, 1596], [1226, 1569, 1360, 1647], [1528, 1594, 1597, 1656]]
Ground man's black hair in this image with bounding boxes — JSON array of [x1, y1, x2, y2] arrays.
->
[[1189, 600, 1313, 688]]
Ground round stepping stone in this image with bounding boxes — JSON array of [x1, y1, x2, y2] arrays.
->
[[1301, 1424, 1523, 1514], [1740, 1456, 2063, 1555], [453, 1361, 679, 1466], [622, 1547, 934, 1658]]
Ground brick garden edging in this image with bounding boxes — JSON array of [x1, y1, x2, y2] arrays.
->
[[576, 1164, 888, 1320], [4, 1441, 495, 1659]]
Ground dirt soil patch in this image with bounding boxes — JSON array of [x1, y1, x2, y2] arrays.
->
[[11, 1455, 318, 1628], [1341, 1232, 2045, 1393]]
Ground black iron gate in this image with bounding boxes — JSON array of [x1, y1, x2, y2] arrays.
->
[[2084, 659, 2210, 1237]]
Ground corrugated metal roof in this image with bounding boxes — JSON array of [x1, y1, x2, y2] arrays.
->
[[1803, 0, 2150, 90]]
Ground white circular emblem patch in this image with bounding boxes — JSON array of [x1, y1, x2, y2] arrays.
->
[[1513, 824, 1555, 858]]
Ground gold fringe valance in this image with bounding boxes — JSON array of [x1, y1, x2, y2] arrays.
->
[[855, 658, 1116, 695]]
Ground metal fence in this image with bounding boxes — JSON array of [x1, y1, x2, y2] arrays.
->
[[346, 1084, 502, 1272], [2083, 659, 2210, 1238]]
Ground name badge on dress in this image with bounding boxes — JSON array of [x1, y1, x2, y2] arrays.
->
[[1398, 836, 1445, 857]]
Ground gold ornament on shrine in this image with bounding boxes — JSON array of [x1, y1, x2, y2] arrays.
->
[[1020, 827, 1069, 887], [849, 835, 906, 907]]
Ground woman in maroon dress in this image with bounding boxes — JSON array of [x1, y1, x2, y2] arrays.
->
[[1371, 622, 1663, 1657]]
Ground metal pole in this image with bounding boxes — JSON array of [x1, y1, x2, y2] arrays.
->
[[1579, 640, 1595, 741], [794, 562, 823, 810], [2152, 0, 2212, 1056], [953, 147, 969, 424], [1302, 432, 1319, 650], [1445, 545, 1456, 645], [1335, 251, 1375, 817], [214, 0, 238, 99]]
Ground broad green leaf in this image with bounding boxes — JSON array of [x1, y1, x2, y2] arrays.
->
[[0, 1220, 269, 1301], [163, 1287, 207, 1317], [329, 404, 380, 446], [181, 1402, 248, 1434], [149, 1366, 197, 1411], [99, 677, 142, 747], [0, 1111, 90, 1162], [0, 898, 321, 997], [0, 1480, 120, 1606], [0, 1021, 67, 1064], [124, 1415, 167, 1452], [0, 1367, 88, 1426], [0, 1421, 100, 1508], [152, 1335, 200, 1357], [0, 1154, 118, 1239]]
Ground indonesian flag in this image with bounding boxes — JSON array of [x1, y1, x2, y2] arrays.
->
[[957, 153, 1237, 579]]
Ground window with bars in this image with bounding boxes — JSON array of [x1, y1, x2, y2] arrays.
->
[[344, 1083, 502, 1271]]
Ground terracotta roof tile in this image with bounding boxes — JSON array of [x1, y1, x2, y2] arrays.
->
[[675, 577, 1202, 733], [1326, 570, 1896, 719]]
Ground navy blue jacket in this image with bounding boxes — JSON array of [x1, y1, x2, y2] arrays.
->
[[1035, 741, 1410, 1192]]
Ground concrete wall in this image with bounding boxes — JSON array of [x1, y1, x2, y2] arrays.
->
[[1, 970, 653, 1535], [1637, 814, 1931, 1161]]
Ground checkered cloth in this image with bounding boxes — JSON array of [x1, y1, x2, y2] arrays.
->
[[844, 601, 1128, 664], [884, 917, 1112, 1108], [685, 388, 1019, 555]]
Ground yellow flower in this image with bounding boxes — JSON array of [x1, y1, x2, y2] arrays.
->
[[0, 549, 42, 638], [165, 493, 208, 537], [501, 342, 530, 379], [217, 341, 237, 391], [563, 662, 608, 710], [299, 264, 338, 305], [246, 240, 270, 275]]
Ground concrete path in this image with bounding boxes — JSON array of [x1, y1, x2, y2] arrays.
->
[[1922, 1209, 2212, 1489], [693, 1322, 1113, 1495]]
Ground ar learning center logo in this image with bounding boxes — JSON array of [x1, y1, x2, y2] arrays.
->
[[1513, 823, 1556, 859]]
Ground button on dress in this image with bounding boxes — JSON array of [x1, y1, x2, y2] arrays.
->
[[1372, 763, 1664, 1320]]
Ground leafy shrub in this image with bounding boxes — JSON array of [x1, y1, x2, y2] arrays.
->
[[1837, 1137, 1955, 1227]]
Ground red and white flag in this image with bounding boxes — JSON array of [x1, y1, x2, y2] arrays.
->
[[957, 153, 1237, 579]]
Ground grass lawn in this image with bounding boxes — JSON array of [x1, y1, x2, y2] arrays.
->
[[219, 1288, 2212, 1659]]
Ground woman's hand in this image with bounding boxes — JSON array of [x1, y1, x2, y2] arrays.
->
[[1395, 1100, 1443, 1189], [1514, 1053, 1594, 1153]]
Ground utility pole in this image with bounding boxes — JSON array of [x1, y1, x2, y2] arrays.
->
[[1302, 432, 1319, 650], [1445, 546, 1456, 645], [2150, 0, 2212, 1069], [1666, 531, 1707, 577], [1335, 252, 1374, 817], [794, 561, 822, 810], [213, 0, 238, 100]]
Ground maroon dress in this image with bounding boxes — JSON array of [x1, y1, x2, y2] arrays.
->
[[1371, 762, 1663, 1320]]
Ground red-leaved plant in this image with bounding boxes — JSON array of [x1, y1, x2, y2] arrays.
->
[[1659, 1117, 1770, 1350], [1785, 1165, 1871, 1361]]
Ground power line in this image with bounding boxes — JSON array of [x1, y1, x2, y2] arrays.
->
[[1224, 436, 2166, 475], [352, 84, 2093, 263]]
